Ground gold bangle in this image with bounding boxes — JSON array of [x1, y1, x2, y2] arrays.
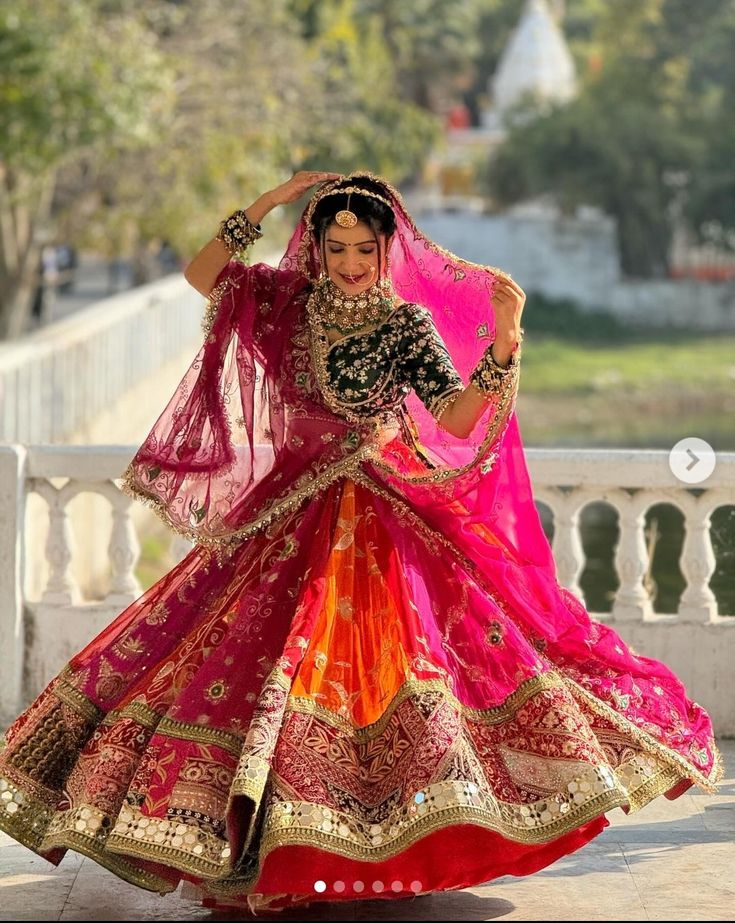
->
[[215, 209, 263, 255], [469, 341, 521, 396]]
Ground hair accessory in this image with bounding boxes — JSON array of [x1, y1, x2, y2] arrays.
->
[[335, 192, 358, 228], [322, 185, 393, 213]]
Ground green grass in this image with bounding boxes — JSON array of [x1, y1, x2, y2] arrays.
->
[[515, 293, 735, 449], [522, 336, 735, 394]]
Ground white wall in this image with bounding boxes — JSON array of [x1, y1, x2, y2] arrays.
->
[[413, 207, 735, 330]]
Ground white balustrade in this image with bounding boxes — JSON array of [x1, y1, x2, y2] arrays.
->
[[0, 445, 733, 733], [103, 484, 143, 607], [0, 276, 203, 444], [612, 494, 657, 622]]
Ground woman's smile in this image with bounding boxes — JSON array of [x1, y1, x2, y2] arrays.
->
[[340, 271, 368, 285]]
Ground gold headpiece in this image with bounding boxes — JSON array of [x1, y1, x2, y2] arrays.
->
[[335, 193, 357, 228], [321, 185, 393, 229], [297, 172, 399, 279]]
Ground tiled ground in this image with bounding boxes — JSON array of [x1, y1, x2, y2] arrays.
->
[[1, 741, 732, 921]]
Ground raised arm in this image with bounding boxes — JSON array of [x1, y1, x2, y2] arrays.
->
[[183, 171, 342, 298], [439, 277, 525, 438]]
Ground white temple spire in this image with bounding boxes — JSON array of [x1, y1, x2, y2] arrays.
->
[[483, 0, 577, 127]]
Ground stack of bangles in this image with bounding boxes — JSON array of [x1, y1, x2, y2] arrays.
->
[[215, 208, 263, 254], [469, 330, 524, 398]]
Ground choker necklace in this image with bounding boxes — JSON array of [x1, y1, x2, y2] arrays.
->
[[313, 276, 396, 335]]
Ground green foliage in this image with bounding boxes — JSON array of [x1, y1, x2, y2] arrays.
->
[[290, 0, 441, 181], [0, 0, 170, 172], [0, 0, 174, 335], [46, 0, 442, 265], [481, 0, 735, 277], [522, 333, 735, 395], [522, 291, 637, 343], [516, 325, 735, 452], [356, 0, 487, 107]]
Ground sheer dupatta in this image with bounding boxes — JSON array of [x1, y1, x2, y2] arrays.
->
[[119, 172, 721, 792], [121, 173, 541, 572], [121, 260, 384, 550]]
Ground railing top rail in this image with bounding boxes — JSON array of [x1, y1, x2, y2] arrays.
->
[[0, 275, 195, 371], [0, 444, 732, 489], [525, 448, 735, 489]]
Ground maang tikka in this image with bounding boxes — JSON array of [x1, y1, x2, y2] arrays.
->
[[335, 192, 358, 229]]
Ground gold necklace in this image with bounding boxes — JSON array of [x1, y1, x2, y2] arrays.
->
[[313, 276, 396, 335]]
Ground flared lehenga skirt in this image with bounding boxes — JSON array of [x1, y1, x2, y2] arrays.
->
[[0, 473, 721, 913]]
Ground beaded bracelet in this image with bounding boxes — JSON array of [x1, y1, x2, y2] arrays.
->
[[215, 209, 263, 255], [469, 339, 522, 397]]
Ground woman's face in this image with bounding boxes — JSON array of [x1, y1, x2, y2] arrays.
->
[[323, 220, 385, 294]]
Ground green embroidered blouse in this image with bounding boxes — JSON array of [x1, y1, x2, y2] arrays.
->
[[324, 302, 465, 421]]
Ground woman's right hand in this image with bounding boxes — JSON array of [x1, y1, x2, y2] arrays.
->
[[267, 171, 343, 207]]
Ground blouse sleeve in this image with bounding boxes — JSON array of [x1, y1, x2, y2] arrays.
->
[[398, 305, 465, 420]]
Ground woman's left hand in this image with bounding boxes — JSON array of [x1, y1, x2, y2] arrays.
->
[[493, 276, 525, 343]]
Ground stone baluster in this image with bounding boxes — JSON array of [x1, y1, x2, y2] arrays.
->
[[612, 492, 653, 621], [547, 488, 586, 602], [107, 487, 143, 606], [34, 480, 81, 606], [678, 496, 719, 622]]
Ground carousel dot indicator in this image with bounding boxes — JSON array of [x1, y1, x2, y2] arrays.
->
[[410, 879, 423, 893], [391, 880, 403, 892], [313, 880, 327, 893], [333, 880, 346, 893], [353, 879, 365, 893], [372, 880, 385, 893]]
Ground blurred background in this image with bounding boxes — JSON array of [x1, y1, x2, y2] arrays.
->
[[0, 0, 733, 642]]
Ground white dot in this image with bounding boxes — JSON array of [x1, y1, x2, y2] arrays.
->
[[313, 880, 327, 893], [410, 879, 423, 893], [334, 880, 345, 893], [372, 880, 384, 893], [353, 880, 365, 893], [391, 880, 403, 892]]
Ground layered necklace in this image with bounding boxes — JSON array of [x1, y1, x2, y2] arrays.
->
[[312, 275, 397, 335]]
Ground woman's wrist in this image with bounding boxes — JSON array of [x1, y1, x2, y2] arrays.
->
[[244, 191, 277, 227], [469, 330, 522, 398], [214, 189, 281, 256], [490, 327, 524, 368]]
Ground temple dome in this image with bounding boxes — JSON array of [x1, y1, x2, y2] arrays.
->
[[483, 0, 577, 126]]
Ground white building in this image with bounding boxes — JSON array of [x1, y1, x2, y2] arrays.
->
[[434, 0, 578, 196]]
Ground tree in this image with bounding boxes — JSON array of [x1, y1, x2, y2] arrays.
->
[[288, 0, 440, 181], [0, 0, 171, 337], [481, 0, 735, 277], [59, 0, 441, 281], [57, 0, 321, 271]]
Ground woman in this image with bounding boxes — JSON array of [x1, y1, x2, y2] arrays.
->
[[0, 171, 721, 914]]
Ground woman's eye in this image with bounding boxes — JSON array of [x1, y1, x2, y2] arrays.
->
[[328, 248, 344, 254], [359, 249, 376, 255]]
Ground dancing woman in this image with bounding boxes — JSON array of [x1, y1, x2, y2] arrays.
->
[[0, 171, 721, 914]]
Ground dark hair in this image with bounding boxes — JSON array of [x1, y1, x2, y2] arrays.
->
[[310, 176, 396, 238]]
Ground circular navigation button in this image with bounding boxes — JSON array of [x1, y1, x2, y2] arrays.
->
[[668, 437, 716, 484]]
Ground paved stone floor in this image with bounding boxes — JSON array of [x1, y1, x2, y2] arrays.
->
[[1, 740, 733, 921]]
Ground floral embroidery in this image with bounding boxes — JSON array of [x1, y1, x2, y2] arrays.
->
[[310, 301, 465, 422]]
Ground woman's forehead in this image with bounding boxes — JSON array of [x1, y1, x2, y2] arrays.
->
[[325, 221, 379, 245]]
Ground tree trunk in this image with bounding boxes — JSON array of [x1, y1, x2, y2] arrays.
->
[[616, 207, 672, 279], [0, 167, 57, 340]]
